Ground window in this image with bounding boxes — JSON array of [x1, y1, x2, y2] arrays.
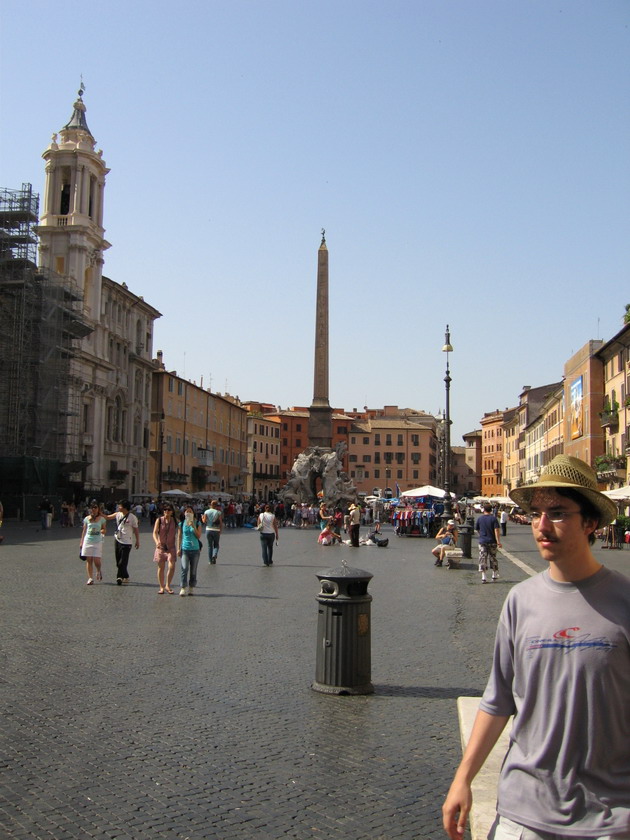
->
[[413, 470, 419, 479], [374, 434, 380, 446], [168, 377, 174, 392], [349, 455, 358, 462], [397, 435, 403, 446], [296, 424, 302, 431], [296, 438, 301, 447], [337, 426, 347, 434], [411, 453, 420, 464], [363, 437, 369, 445], [351, 436, 356, 444], [411, 434, 419, 446], [384, 452, 393, 464], [396, 453, 404, 464], [386, 435, 392, 446], [397, 470, 403, 479], [364, 471, 370, 478], [374, 469, 380, 478], [374, 452, 380, 464], [363, 455, 371, 463]]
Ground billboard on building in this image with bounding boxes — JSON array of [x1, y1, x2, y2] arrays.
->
[[570, 376, 583, 440]]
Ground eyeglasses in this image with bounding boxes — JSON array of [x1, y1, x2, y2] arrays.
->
[[530, 510, 580, 524]]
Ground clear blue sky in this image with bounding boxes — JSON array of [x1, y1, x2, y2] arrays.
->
[[1, 0, 628, 442]]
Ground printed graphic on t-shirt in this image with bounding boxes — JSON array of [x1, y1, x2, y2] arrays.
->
[[526, 626, 617, 655]]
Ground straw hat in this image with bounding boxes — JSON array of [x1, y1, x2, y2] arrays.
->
[[509, 455, 616, 527]]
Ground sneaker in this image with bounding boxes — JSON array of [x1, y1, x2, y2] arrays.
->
[[86, 578, 94, 585], [179, 587, 187, 596], [188, 587, 194, 596], [116, 577, 122, 586], [492, 573, 499, 581], [481, 575, 487, 583]]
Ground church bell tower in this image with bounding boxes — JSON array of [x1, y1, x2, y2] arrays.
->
[[37, 85, 110, 319]]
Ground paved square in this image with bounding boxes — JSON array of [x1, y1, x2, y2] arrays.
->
[[0, 520, 526, 839]]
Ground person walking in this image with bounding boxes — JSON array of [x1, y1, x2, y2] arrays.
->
[[499, 508, 508, 537], [348, 502, 361, 547], [105, 499, 140, 585], [202, 499, 223, 564], [152, 503, 178, 594], [177, 504, 202, 595], [475, 503, 502, 583], [80, 500, 107, 585], [442, 455, 629, 840], [257, 504, 279, 565]]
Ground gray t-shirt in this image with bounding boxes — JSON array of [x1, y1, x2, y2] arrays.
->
[[480, 567, 630, 837]]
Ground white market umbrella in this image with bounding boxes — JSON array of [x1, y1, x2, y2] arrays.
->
[[161, 489, 191, 497], [603, 485, 630, 501], [400, 485, 454, 499]]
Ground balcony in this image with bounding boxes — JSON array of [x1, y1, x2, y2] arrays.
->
[[594, 454, 626, 482], [599, 409, 619, 430], [161, 470, 188, 484], [108, 469, 129, 485]]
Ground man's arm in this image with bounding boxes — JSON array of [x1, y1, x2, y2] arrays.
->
[[442, 709, 509, 839]]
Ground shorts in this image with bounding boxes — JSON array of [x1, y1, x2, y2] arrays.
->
[[478, 542, 498, 571], [488, 815, 630, 840]]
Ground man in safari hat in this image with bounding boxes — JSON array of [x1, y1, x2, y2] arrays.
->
[[348, 503, 361, 547], [443, 455, 630, 840]]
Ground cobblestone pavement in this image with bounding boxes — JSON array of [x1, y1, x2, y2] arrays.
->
[[1, 519, 627, 840]]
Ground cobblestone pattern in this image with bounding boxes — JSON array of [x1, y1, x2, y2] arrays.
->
[[0, 521, 525, 839]]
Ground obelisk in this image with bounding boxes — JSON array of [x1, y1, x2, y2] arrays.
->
[[308, 229, 333, 449]]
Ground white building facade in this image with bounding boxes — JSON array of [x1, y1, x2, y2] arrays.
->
[[36, 89, 160, 496]]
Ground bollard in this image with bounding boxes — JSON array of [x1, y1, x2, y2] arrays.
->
[[458, 517, 475, 559], [312, 565, 374, 696]]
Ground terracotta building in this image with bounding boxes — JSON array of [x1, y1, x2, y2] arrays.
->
[[563, 342, 605, 467], [150, 353, 247, 497], [480, 410, 507, 497], [462, 430, 482, 495], [346, 412, 438, 497], [595, 326, 630, 487], [243, 402, 281, 501]]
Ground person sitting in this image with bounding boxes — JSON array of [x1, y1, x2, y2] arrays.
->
[[432, 520, 458, 566]]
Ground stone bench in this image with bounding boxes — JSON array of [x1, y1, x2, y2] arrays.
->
[[444, 547, 464, 568], [457, 697, 513, 840]]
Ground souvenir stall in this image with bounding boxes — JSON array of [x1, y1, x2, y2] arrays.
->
[[393, 486, 453, 537]]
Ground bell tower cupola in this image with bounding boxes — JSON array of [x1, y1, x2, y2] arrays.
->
[[37, 85, 111, 320]]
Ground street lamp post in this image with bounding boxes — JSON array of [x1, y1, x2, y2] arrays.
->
[[442, 325, 454, 522], [158, 412, 165, 496]]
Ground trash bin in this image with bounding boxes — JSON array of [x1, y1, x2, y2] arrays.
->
[[459, 517, 475, 559], [312, 564, 374, 696]]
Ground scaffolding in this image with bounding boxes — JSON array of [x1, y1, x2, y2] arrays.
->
[[0, 184, 92, 463]]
